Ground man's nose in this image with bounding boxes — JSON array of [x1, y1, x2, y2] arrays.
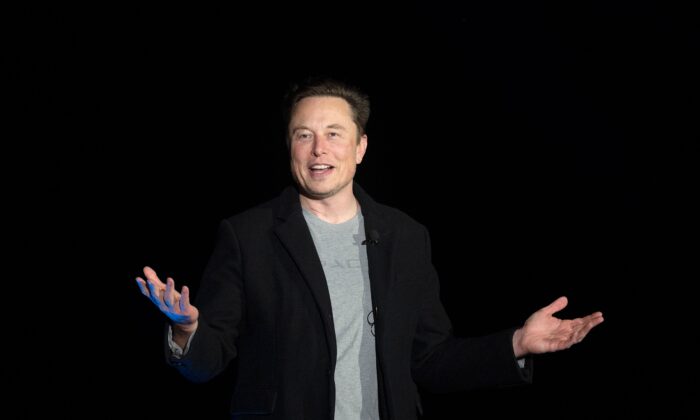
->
[[312, 136, 327, 156]]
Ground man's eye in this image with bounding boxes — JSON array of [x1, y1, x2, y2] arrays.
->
[[328, 132, 339, 138], [297, 133, 312, 140]]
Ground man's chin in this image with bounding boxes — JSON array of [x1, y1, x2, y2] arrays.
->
[[302, 188, 336, 200], [296, 179, 352, 200], [299, 183, 344, 200]]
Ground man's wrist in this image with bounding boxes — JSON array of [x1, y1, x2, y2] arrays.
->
[[172, 320, 198, 335], [512, 328, 526, 359], [171, 320, 198, 347]]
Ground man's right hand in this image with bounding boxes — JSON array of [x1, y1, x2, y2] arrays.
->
[[136, 266, 200, 345]]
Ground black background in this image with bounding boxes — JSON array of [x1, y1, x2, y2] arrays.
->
[[19, 1, 697, 418]]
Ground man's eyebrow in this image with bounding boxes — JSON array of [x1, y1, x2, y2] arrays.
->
[[291, 124, 347, 133], [326, 124, 347, 130], [291, 125, 310, 133]]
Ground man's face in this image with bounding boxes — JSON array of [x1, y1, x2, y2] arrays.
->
[[289, 96, 367, 200]]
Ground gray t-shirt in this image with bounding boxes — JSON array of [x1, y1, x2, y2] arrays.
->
[[303, 208, 379, 420]]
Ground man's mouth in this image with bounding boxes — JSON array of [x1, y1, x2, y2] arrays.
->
[[309, 164, 335, 174]]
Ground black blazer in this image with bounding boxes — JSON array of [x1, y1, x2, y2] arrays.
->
[[167, 183, 531, 419]]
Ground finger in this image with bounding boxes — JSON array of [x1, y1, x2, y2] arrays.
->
[[578, 312, 604, 325], [542, 296, 568, 316], [571, 315, 604, 343], [146, 277, 164, 305], [568, 314, 600, 332], [135, 277, 150, 297], [589, 311, 604, 320], [143, 266, 165, 287], [163, 277, 176, 308], [581, 315, 605, 334], [180, 285, 191, 313]]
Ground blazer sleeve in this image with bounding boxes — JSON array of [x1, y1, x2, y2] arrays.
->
[[164, 219, 245, 383], [410, 226, 532, 393]]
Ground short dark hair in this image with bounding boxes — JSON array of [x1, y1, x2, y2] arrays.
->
[[283, 77, 370, 145]]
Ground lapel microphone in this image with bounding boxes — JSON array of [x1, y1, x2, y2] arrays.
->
[[362, 229, 380, 245]]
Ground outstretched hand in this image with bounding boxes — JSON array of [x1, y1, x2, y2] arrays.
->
[[512, 296, 603, 358], [136, 266, 199, 334]]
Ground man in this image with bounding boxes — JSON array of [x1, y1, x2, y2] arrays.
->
[[136, 78, 604, 419]]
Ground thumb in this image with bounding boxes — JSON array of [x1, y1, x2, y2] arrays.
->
[[542, 296, 568, 316]]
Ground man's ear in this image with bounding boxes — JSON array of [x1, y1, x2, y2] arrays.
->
[[356, 134, 368, 164]]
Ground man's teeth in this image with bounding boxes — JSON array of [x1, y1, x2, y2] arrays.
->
[[311, 165, 332, 170]]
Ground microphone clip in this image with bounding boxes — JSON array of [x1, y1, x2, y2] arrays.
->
[[362, 230, 380, 245]]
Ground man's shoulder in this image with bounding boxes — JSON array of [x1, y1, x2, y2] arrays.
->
[[370, 200, 427, 232], [224, 195, 279, 226], [220, 184, 299, 230], [354, 183, 428, 233]]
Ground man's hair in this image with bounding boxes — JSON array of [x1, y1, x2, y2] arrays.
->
[[283, 77, 370, 146]]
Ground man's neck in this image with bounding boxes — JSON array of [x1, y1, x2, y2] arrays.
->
[[300, 189, 359, 224]]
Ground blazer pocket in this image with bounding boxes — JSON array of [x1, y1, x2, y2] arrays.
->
[[230, 389, 277, 415]]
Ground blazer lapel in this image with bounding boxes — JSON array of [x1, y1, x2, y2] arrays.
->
[[273, 187, 337, 362], [364, 223, 392, 320], [355, 184, 394, 335]]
